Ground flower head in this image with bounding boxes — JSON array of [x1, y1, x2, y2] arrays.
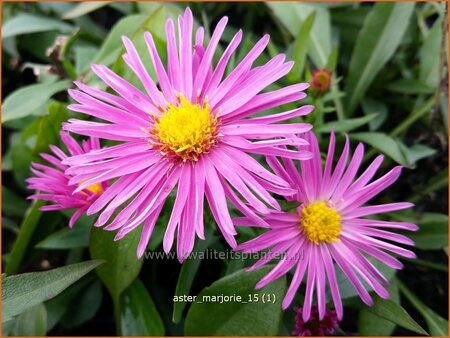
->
[[310, 68, 332, 97], [236, 131, 417, 320], [62, 7, 313, 260], [26, 132, 106, 227], [292, 306, 338, 336]]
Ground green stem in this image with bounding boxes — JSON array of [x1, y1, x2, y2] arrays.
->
[[331, 79, 345, 121], [401, 258, 448, 272], [390, 97, 435, 137], [6, 200, 45, 275], [113, 293, 122, 335]]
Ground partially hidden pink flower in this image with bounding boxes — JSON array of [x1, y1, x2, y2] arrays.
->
[[292, 306, 338, 336], [26, 132, 106, 227], [236, 131, 417, 321], [62, 7, 313, 260]]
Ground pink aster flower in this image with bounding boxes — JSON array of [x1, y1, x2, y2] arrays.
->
[[61, 7, 313, 260], [26, 132, 106, 227], [292, 306, 338, 336], [236, 131, 417, 321]]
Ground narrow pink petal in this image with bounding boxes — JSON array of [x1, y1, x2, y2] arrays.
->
[[331, 143, 364, 202], [144, 31, 176, 102], [137, 202, 164, 258], [342, 202, 414, 218], [91, 64, 157, 113], [193, 16, 228, 95], [178, 8, 193, 98], [209, 34, 269, 105], [302, 244, 317, 321], [163, 164, 191, 253], [320, 245, 343, 320], [122, 36, 166, 107], [204, 157, 236, 236], [329, 243, 373, 306], [225, 84, 310, 121], [282, 246, 310, 309], [204, 29, 242, 98]]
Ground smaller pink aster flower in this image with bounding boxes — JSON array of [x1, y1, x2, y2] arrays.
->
[[26, 132, 106, 227], [292, 306, 338, 336], [236, 131, 418, 321]]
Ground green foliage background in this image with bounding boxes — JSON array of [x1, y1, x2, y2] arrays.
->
[[1, 2, 448, 336]]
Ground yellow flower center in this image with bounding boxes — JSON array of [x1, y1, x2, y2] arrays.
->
[[85, 182, 103, 194], [300, 201, 341, 244], [150, 96, 219, 161]]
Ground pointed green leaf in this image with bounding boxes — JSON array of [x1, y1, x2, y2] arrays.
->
[[2, 81, 71, 123], [2, 260, 102, 322], [364, 298, 428, 335], [316, 113, 378, 133], [89, 226, 143, 300], [345, 3, 415, 114], [13, 303, 47, 336], [120, 279, 165, 336], [358, 282, 399, 335], [420, 17, 444, 88], [398, 279, 447, 336], [62, 2, 111, 19], [2, 13, 74, 39], [36, 225, 90, 250], [267, 2, 331, 67]]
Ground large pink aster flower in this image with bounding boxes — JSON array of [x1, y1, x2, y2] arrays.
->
[[236, 131, 417, 321], [62, 7, 313, 260], [26, 132, 106, 227]]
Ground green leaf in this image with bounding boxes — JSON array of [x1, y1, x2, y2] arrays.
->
[[2, 13, 74, 39], [13, 303, 47, 336], [363, 298, 428, 335], [316, 113, 378, 133], [345, 3, 415, 114], [35, 226, 90, 250], [2, 260, 102, 322], [5, 200, 45, 275], [120, 279, 165, 336], [89, 226, 143, 301], [361, 99, 388, 131], [184, 267, 287, 336], [399, 143, 436, 168], [351, 132, 408, 166], [398, 278, 448, 336], [62, 2, 111, 19], [172, 232, 217, 323], [267, 2, 331, 67], [33, 102, 69, 155], [45, 275, 93, 331], [89, 14, 146, 67], [420, 17, 444, 88], [358, 282, 399, 335], [74, 46, 98, 75], [387, 78, 434, 94], [60, 280, 103, 328], [405, 213, 448, 250], [288, 11, 316, 81], [2, 80, 71, 123]]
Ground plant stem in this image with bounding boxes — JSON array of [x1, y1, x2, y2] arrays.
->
[[5, 200, 45, 275]]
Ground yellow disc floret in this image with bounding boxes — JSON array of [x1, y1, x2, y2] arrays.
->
[[150, 96, 219, 161], [300, 201, 341, 244], [85, 182, 104, 194]]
